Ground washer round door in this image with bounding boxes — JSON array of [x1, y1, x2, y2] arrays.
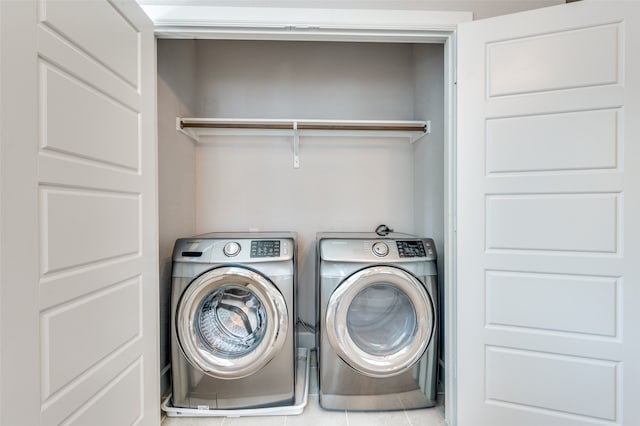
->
[[325, 265, 435, 378], [176, 266, 288, 380]]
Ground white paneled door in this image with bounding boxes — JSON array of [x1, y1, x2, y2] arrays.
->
[[0, 0, 158, 425], [457, 2, 639, 426]]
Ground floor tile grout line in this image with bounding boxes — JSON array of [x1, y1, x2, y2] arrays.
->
[[403, 409, 413, 426]]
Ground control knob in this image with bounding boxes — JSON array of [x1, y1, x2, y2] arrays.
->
[[223, 241, 241, 257], [372, 242, 389, 257]]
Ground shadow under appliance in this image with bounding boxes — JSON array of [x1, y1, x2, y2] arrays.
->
[[171, 232, 296, 410], [317, 232, 438, 411]]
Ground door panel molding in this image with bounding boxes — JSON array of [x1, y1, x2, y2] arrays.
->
[[0, 0, 158, 424], [457, 2, 640, 425]]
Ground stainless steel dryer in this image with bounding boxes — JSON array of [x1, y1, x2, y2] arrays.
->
[[171, 232, 296, 410], [317, 232, 438, 411]]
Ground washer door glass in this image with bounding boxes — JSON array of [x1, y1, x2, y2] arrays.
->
[[197, 285, 265, 358], [326, 265, 434, 378], [177, 266, 288, 379]]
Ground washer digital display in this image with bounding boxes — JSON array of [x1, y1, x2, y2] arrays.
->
[[396, 240, 426, 258], [250, 240, 281, 258]]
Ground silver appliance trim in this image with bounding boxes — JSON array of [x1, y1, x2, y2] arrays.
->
[[176, 265, 289, 380], [325, 265, 435, 378]]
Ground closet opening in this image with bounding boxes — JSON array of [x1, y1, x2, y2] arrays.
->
[[156, 33, 456, 422]]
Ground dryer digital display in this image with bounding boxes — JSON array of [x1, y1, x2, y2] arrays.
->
[[250, 240, 281, 258], [396, 240, 426, 258]]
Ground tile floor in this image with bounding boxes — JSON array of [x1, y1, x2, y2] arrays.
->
[[162, 351, 446, 426]]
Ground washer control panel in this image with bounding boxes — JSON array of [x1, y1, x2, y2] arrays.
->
[[173, 237, 295, 263], [250, 240, 281, 258], [372, 242, 390, 257]]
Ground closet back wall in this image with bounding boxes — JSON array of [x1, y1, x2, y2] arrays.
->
[[196, 137, 415, 329], [158, 39, 444, 346], [195, 41, 416, 119]]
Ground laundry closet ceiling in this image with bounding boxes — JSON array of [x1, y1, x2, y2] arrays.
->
[[136, 0, 565, 21]]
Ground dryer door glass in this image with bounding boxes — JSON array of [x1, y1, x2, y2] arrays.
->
[[326, 265, 434, 378], [177, 266, 288, 379], [347, 284, 417, 356]]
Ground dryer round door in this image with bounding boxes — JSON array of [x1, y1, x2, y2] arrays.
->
[[325, 265, 434, 378], [176, 266, 288, 380]]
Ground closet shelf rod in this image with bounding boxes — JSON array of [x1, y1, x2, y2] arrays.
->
[[179, 120, 427, 133]]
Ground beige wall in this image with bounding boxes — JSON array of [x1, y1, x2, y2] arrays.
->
[[157, 39, 197, 395]]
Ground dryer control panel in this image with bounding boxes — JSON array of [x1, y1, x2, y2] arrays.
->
[[319, 234, 436, 263], [397, 240, 429, 258]]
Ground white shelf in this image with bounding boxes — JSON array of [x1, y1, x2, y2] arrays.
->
[[177, 117, 431, 168]]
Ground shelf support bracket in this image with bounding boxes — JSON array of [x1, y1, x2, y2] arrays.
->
[[176, 117, 199, 143], [410, 120, 431, 144], [293, 121, 300, 169]]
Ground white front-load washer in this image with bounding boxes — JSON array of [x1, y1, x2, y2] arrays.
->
[[317, 232, 438, 411], [170, 232, 296, 410]]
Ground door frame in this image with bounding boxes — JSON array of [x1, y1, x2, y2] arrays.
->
[[150, 14, 462, 423]]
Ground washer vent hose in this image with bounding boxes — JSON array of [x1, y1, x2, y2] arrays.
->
[[375, 224, 393, 236]]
